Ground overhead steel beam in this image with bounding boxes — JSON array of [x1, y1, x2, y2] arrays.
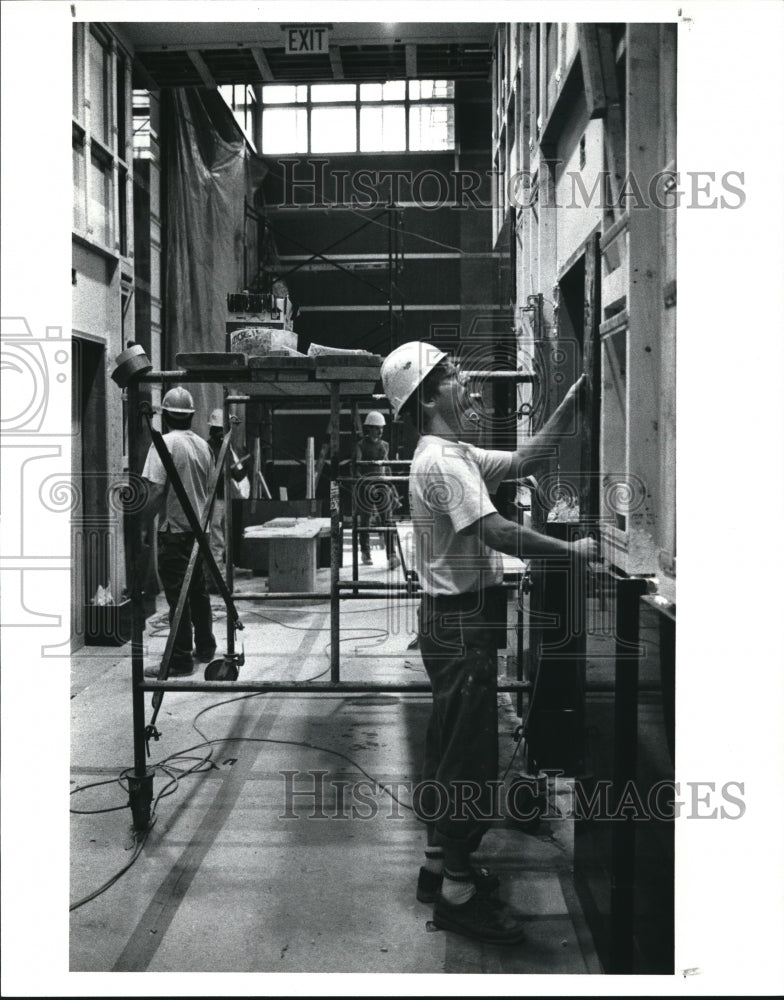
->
[[250, 45, 274, 81], [329, 44, 344, 80], [187, 50, 217, 89], [406, 43, 417, 77]]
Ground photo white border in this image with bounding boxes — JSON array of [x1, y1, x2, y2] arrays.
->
[[1, 1, 783, 995]]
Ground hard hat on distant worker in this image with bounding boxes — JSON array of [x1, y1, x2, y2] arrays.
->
[[380, 341, 447, 419], [208, 408, 224, 428], [363, 410, 386, 427], [161, 386, 195, 414]]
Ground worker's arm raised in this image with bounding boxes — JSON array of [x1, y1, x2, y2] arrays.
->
[[510, 374, 586, 479], [461, 511, 598, 562]]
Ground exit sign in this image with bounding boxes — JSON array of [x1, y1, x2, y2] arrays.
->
[[284, 25, 330, 55]]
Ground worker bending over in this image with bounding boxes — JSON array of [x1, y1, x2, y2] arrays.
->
[[381, 341, 597, 944]]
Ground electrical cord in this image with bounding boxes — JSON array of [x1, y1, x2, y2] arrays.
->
[[72, 610, 528, 908]]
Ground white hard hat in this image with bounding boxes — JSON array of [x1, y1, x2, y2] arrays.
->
[[364, 410, 385, 427], [381, 341, 447, 419], [161, 386, 195, 414], [208, 408, 224, 428]]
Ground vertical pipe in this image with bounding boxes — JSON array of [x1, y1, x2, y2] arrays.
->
[[388, 206, 393, 346], [128, 381, 147, 776], [253, 435, 262, 500], [306, 436, 315, 499], [224, 393, 234, 595], [224, 397, 235, 659], [351, 401, 359, 592], [127, 380, 153, 829], [516, 579, 525, 718], [398, 209, 405, 344], [329, 385, 341, 682]]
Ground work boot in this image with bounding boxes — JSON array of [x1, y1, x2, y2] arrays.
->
[[417, 864, 500, 905], [361, 552, 373, 565], [432, 892, 526, 944], [388, 554, 400, 570], [144, 653, 195, 678]]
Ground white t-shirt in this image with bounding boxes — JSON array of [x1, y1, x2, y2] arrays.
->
[[409, 435, 514, 595], [142, 429, 214, 532]]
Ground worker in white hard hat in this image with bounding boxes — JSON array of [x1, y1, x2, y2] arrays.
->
[[138, 386, 217, 675], [206, 408, 250, 588], [380, 341, 598, 944], [353, 409, 400, 570]]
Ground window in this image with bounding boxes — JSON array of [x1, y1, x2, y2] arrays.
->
[[118, 167, 128, 256], [73, 23, 132, 253], [88, 28, 111, 145], [257, 80, 455, 154], [218, 84, 257, 147], [132, 90, 152, 156], [73, 24, 83, 121], [359, 105, 406, 152], [116, 54, 128, 156], [73, 132, 87, 230], [262, 106, 308, 153], [89, 148, 113, 246], [311, 106, 357, 153]]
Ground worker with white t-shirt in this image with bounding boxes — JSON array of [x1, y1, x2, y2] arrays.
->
[[381, 341, 597, 945]]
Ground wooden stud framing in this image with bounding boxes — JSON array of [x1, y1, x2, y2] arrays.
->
[[576, 24, 606, 118], [581, 231, 602, 518], [596, 25, 626, 224], [621, 23, 661, 576]]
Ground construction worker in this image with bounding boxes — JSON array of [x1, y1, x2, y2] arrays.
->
[[381, 341, 597, 944], [206, 408, 250, 589], [139, 386, 217, 676], [354, 409, 400, 570]]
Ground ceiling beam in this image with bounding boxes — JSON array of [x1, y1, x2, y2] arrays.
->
[[406, 43, 417, 78], [329, 44, 344, 80], [187, 50, 217, 89], [250, 46, 275, 81]]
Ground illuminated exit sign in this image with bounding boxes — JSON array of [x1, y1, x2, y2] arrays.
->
[[283, 25, 330, 54]]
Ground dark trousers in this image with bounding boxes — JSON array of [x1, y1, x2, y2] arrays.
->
[[356, 479, 395, 558], [157, 530, 215, 663], [417, 587, 505, 870]]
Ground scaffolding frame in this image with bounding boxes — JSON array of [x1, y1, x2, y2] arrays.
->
[[123, 360, 540, 831]]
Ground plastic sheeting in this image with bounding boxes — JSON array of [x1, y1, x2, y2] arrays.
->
[[164, 88, 267, 435]]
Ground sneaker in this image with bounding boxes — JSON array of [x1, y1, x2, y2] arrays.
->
[[361, 553, 373, 565], [432, 891, 526, 944], [417, 865, 500, 905]]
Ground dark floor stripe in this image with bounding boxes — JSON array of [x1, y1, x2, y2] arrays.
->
[[111, 694, 287, 971], [112, 621, 327, 971]]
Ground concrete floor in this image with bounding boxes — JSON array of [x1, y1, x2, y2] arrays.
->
[[69, 550, 602, 977]]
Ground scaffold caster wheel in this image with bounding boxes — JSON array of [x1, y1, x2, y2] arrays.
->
[[204, 655, 239, 681]]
